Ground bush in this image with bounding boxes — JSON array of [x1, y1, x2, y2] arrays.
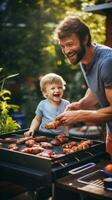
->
[[0, 68, 21, 134]]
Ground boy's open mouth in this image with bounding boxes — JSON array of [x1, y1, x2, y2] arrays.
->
[[53, 94, 60, 97]]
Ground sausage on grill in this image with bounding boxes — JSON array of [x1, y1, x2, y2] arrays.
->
[[34, 136, 47, 142], [25, 139, 35, 147], [40, 142, 53, 149], [0, 143, 3, 148], [5, 138, 16, 143], [39, 149, 56, 158], [62, 141, 77, 148], [8, 143, 19, 151], [62, 139, 93, 154], [21, 146, 43, 154], [50, 139, 61, 146], [16, 136, 33, 144], [55, 134, 69, 143], [0, 138, 4, 143]]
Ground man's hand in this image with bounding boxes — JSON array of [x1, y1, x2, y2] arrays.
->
[[65, 102, 81, 111], [56, 109, 101, 126], [56, 110, 82, 125]]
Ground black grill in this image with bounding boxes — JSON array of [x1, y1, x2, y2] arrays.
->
[[0, 129, 106, 190]]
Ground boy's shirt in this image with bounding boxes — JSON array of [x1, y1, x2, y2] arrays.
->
[[35, 98, 70, 134]]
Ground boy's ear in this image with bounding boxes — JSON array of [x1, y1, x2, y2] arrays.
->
[[43, 91, 47, 98]]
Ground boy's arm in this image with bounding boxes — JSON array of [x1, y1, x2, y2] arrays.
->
[[24, 115, 42, 137]]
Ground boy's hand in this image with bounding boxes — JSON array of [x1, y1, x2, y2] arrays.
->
[[24, 130, 34, 137]]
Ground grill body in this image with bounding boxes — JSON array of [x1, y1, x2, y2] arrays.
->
[[0, 129, 106, 190]]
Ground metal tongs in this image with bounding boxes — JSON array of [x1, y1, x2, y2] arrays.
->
[[69, 163, 96, 174]]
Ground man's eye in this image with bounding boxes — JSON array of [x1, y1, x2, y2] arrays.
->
[[68, 43, 73, 47]]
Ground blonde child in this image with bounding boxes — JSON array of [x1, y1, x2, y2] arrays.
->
[[24, 73, 70, 136]]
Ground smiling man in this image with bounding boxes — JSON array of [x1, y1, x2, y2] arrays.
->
[[54, 15, 112, 158]]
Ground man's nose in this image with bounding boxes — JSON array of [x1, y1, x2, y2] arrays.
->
[[64, 46, 70, 54]]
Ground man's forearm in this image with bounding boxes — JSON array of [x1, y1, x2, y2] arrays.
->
[[80, 106, 112, 124], [79, 97, 98, 110], [79, 89, 98, 110]]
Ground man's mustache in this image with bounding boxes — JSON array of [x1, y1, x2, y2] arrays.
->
[[66, 52, 77, 58]]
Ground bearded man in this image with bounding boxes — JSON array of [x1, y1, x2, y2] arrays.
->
[[55, 15, 112, 159]]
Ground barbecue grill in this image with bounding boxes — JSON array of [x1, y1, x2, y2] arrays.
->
[[0, 129, 106, 193]]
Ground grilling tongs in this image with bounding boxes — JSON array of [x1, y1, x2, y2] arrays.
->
[[69, 163, 96, 174]]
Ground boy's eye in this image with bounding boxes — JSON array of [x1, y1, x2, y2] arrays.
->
[[50, 86, 63, 90], [58, 86, 63, 89]]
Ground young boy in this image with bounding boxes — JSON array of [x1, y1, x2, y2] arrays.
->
[[24, 73, 70, 136]]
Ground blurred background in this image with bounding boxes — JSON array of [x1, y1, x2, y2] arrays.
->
[[0, 0, 110, 129]]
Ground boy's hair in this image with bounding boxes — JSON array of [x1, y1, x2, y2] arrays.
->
[[54, 15, 91, 47], [40, 73, 66, 94]]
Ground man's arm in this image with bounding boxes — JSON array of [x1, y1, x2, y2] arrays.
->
[[78, 88, 99, 109], [93, 87, 112, 123], [56, 87, 112, 125], [65, 88, 99, 111]]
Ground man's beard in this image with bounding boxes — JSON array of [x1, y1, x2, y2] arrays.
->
[[67, 44, 86, 65]]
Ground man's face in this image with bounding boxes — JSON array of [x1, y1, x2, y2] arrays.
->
[[59, 33, 86, 64]]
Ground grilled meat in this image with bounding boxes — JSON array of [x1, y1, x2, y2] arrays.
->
[[39, 149, 57, 158], [16, 136, 33, 144], [8, 143, 19, 151], [21, 146, 43, 154], [0, 143, 3, 148], [55, 134, 69, 144], [40, 142, 53, 149], [25, 139, 35, 147], [63, 139, 93, 154], [5, 138, 16, 143], [62, 141, 77, 148], [0, 138, 4, 143], [34, 136, 47, 142], [45, 120, 61, 129], [50, 139, 61, 146]]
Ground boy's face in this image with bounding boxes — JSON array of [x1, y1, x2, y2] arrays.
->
[[44, 82, 64, 104]]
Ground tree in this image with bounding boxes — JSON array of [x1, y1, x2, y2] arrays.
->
[[0, 0, 106, 123]]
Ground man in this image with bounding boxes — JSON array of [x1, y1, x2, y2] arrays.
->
[[54, 15, 112, 158]]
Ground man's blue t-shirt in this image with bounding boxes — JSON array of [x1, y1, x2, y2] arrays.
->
[[80, 44, 112, 133], [35, 99, 70, 134]]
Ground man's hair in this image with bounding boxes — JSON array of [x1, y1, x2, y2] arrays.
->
[[40, 73, 66, 94], [54, 15, 91, 46]]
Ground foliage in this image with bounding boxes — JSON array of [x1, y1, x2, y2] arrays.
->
[[0, 0, 106, 122], [0, 0, 106, 75], [0, 67, 21, 134]]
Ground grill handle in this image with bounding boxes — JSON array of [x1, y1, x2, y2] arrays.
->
[[69, 162, 96, 174]]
